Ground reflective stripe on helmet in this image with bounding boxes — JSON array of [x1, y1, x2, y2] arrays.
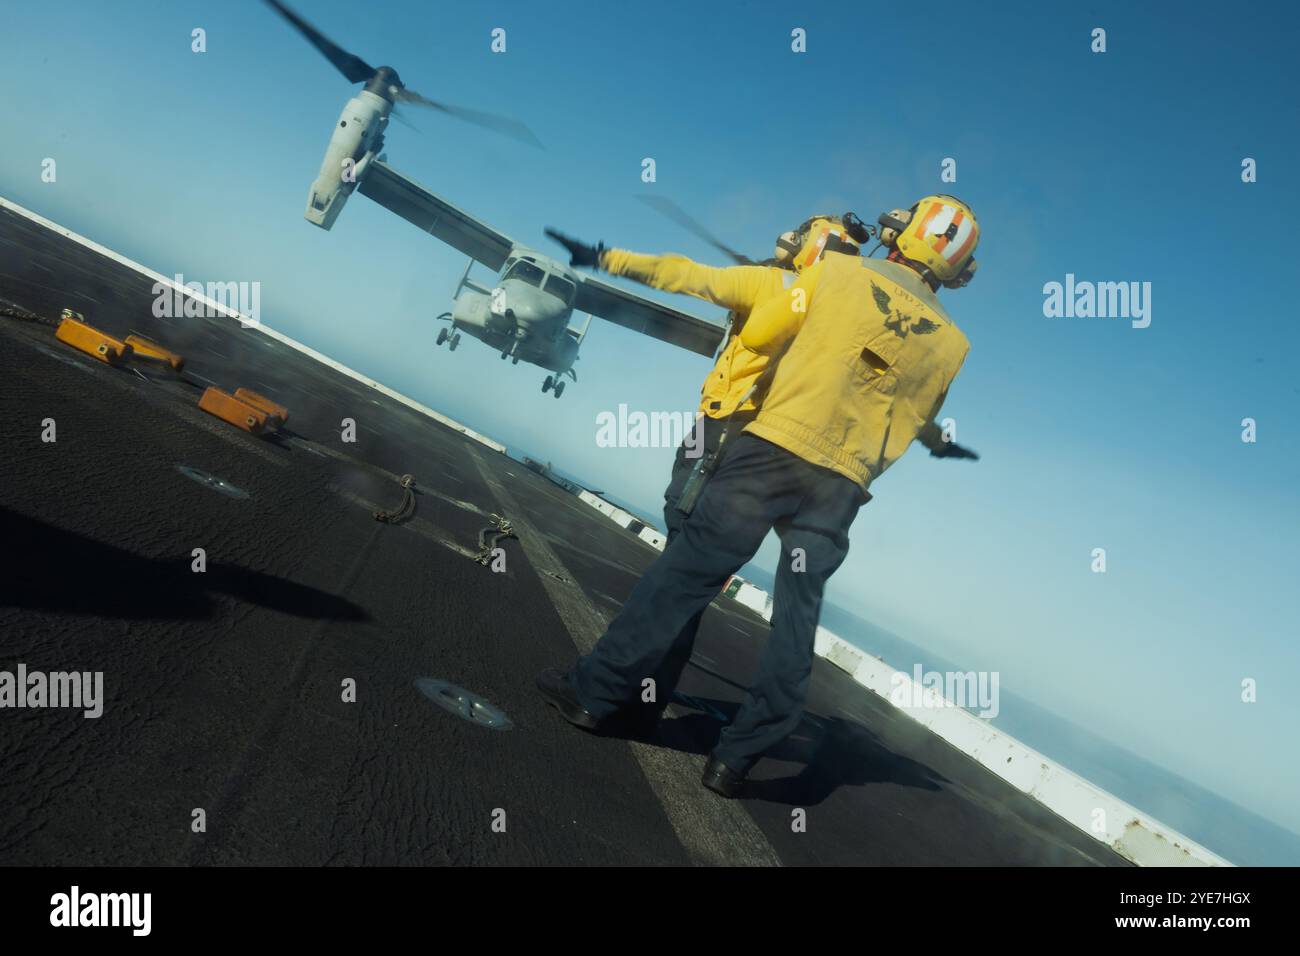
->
[[795, 226, 831, 270], [944, 213, 977, 265], [918, 201, 977, 266], [911, 202, 944, 244]]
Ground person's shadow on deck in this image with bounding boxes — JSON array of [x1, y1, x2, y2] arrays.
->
[[616, 692, 947, 806]]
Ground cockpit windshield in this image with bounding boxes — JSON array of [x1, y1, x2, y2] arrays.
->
[[503, 259, 546, 288], [544, 273, 577, 305]]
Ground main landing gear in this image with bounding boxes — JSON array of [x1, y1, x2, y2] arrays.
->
[[542, 375, 565, 399], [436, 325, 461, 351]]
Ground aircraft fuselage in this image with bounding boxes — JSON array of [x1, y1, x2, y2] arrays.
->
[[446, 250, 583, 375]]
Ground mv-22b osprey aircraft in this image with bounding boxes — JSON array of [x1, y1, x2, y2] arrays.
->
[[266, 0, 723, 398]]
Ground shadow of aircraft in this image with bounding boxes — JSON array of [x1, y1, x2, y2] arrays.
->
[[0, 506, 369, 622]]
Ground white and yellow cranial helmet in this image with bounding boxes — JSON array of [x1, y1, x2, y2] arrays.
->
[[886, 195, 979, 288], [773, 215, 862, 272]]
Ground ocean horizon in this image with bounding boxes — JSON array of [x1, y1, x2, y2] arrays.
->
[[737, 563, 1300, 867]]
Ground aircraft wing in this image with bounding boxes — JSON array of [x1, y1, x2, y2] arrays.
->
[[360, 160, 725, 357], [575, 275, 725, 358], [358, 161, 513, 271]]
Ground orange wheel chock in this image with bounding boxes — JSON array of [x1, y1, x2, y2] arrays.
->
[[54, 316, 131, 365], [233, 388, 289, 428], [198, 387, 271, 435], [125, 334, 186, 371]]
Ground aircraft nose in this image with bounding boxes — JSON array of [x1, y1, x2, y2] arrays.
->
[[508, 300, 544, 325]]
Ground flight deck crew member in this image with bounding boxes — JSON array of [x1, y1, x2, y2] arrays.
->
[[546, 216, 865, 730], [537, 195, 982, 796], [550, 215, 866, 539]]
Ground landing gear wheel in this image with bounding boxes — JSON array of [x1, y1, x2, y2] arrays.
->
[[511, 356, 520, 365], [437, 328, 448, 346], [553, 381, 565, 398], [449, 333, 461, 351], [542, 376, 554, 393], [500, 350, 509, 360]]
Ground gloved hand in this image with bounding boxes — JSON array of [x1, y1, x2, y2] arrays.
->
[[545, 228, 605, 269], [930, 441, 979, 460]]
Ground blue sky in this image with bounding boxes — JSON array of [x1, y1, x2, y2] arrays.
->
[[2, 1, 1297, 841]]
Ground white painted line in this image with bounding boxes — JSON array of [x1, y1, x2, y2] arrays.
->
[[466, 445, 781, 867]]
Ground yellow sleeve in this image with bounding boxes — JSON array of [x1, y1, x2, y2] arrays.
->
[[601, 249, 771, 313], [740, 259, 823, 355], [916, 414, 946, 451]]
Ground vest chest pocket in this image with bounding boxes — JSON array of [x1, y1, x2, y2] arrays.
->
[[846, 320, 904, 395], [847, 342, 899, 396]]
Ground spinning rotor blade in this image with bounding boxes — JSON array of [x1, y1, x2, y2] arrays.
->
[[390, 106, 420, 133], [636, 194, 754, 265], [396, 88, 543, 148], [265, 0, 376, 84]]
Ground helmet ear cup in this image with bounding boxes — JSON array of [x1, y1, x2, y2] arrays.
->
[[942, 257, 977, 289], [774, 230, 802, 266], [877, 209, 911, 248]]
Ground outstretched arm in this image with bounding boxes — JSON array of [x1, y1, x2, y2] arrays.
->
[[600, 250, 773, 314], [546, 229, 771, 313]]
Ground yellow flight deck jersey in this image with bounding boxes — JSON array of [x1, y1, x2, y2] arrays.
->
[[741, 253, 970, 496], [600, 249, 796, 418]]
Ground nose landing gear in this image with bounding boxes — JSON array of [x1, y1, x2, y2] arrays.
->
[[541, 376, 566, 399]]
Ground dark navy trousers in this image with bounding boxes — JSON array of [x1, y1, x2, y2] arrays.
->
[[663, 413, 726, 542], [572, 433, 865, 774], [646, 413, 733, 706]]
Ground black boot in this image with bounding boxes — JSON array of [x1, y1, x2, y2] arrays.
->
[[701, 754, 747, 798], [535, 667, 602, 731]]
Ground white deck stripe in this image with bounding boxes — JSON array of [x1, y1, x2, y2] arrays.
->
[[467, 445, 782, 867]]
